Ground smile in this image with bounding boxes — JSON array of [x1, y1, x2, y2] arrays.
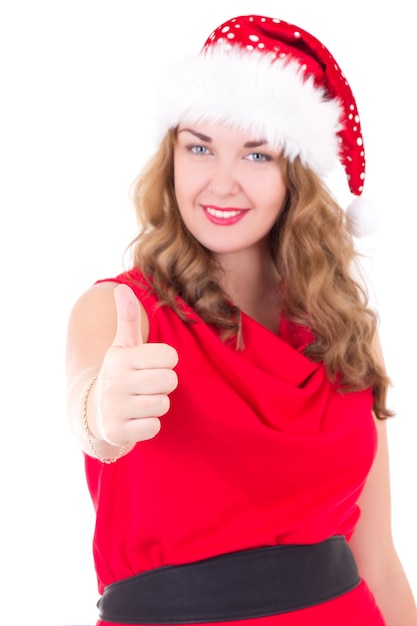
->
[[203, 205, 249, 226]]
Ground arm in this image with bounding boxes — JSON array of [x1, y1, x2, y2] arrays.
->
[[65, 281, 178, 460], [348, 336, 417, 626]]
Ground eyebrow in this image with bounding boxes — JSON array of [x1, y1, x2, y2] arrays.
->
[[178, 128, 212, 142], [178, 128, 268, 148]]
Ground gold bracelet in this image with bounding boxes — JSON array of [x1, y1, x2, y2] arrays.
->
[[82, 375, 126, 464]]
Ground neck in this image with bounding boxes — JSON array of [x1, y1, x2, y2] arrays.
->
[[215, 247, 282, 333]]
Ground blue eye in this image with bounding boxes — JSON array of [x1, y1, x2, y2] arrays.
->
[[189, 145, 210, 155], [246, 152, 271, 162]]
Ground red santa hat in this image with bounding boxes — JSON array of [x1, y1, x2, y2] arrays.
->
[[156, 15, 378, 237]]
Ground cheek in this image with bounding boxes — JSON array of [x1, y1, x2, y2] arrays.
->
[[274, 185, 287, 214], [174, 161, 208, 211], [248, 174, 286, 216], [269, 170, 287, 212]]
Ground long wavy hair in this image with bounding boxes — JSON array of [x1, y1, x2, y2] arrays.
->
[[129, 129, 392, 419]]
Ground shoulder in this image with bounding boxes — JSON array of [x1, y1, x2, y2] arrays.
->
[[66, 281, 150, 381], [68, 281, 120, 336], [70, 280, 150, 340], [70, 280, 119, 315]]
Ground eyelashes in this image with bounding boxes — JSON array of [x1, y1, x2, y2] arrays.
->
[[185, 144, 273, 162], [245, 152, 272, 162], [187, 145, 211, 155]]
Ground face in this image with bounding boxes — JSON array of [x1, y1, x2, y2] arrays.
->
[[173, 122, 287, 259]]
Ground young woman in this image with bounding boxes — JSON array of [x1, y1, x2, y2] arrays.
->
[[66, 14, 417, 626]]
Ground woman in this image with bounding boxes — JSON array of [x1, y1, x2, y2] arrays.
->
[[66, 14, 417, 626]]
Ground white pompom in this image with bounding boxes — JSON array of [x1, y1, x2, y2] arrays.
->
[[345, 196, 380, 238]]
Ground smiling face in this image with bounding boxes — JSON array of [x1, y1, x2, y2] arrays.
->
[[173, 122, 287, 261]]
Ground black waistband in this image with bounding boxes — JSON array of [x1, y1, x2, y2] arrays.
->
[[98, 536, 360, 624]]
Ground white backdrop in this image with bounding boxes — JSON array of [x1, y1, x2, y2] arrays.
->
[[1, 1, 415, 625]]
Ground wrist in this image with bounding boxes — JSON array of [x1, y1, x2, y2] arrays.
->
[[82, 376, 127, 464]]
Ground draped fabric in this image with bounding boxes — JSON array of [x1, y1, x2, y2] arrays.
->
[[85, 269, 385, 625]]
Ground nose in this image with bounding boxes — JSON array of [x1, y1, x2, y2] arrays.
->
[[208, 162, 241, 197]]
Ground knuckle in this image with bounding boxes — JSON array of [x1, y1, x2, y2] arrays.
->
[[136, 369, 178, 394], [167, 369, 179, 391], [166, 346, 179, 367], [137, 418, 161, 441], [133, 394, 168, 418], [104, 346, 125, 371], [158, 369, 178, 392], [139, 394, 170, 417], [159, 394, 171, 415]]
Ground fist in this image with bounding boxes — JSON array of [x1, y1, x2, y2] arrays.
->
[[92, 283, 179, 446]]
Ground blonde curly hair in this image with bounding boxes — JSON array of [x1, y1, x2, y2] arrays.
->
[[128, 129, 392, 419]]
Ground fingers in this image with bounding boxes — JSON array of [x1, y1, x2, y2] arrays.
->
[[90, 283, 179, 447], [106, 416, 162, 445], [123, 417, 162, 442], [122, 367, 178, 395], [97, 382, 171, 447], [118, 344, 179, 371]]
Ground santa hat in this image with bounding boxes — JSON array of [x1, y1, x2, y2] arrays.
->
[[156, 15, 378, 237]]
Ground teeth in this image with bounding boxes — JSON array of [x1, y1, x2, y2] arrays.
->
[[206, 207, 241, 218]]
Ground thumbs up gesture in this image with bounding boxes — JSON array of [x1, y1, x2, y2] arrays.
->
[[91, 284, 179, 447]]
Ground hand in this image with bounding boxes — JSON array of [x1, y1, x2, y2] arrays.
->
[[91, 283, 179, 446]]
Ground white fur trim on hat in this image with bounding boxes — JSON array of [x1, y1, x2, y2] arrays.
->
[[346, 196, 380, 238], [155, 46, 344, 177]]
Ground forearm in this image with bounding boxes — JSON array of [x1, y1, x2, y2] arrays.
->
[[370, 564, 417, 626]]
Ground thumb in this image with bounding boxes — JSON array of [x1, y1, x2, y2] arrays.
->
[[112, 283, 143, 347]]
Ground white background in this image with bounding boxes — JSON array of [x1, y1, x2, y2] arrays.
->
[[1, 1, 415, 625]]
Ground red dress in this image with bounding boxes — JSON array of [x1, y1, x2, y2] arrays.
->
[[86, 269, 386, 625]]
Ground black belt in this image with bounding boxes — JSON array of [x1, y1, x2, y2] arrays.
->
[[98, 536, 360, 624]]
